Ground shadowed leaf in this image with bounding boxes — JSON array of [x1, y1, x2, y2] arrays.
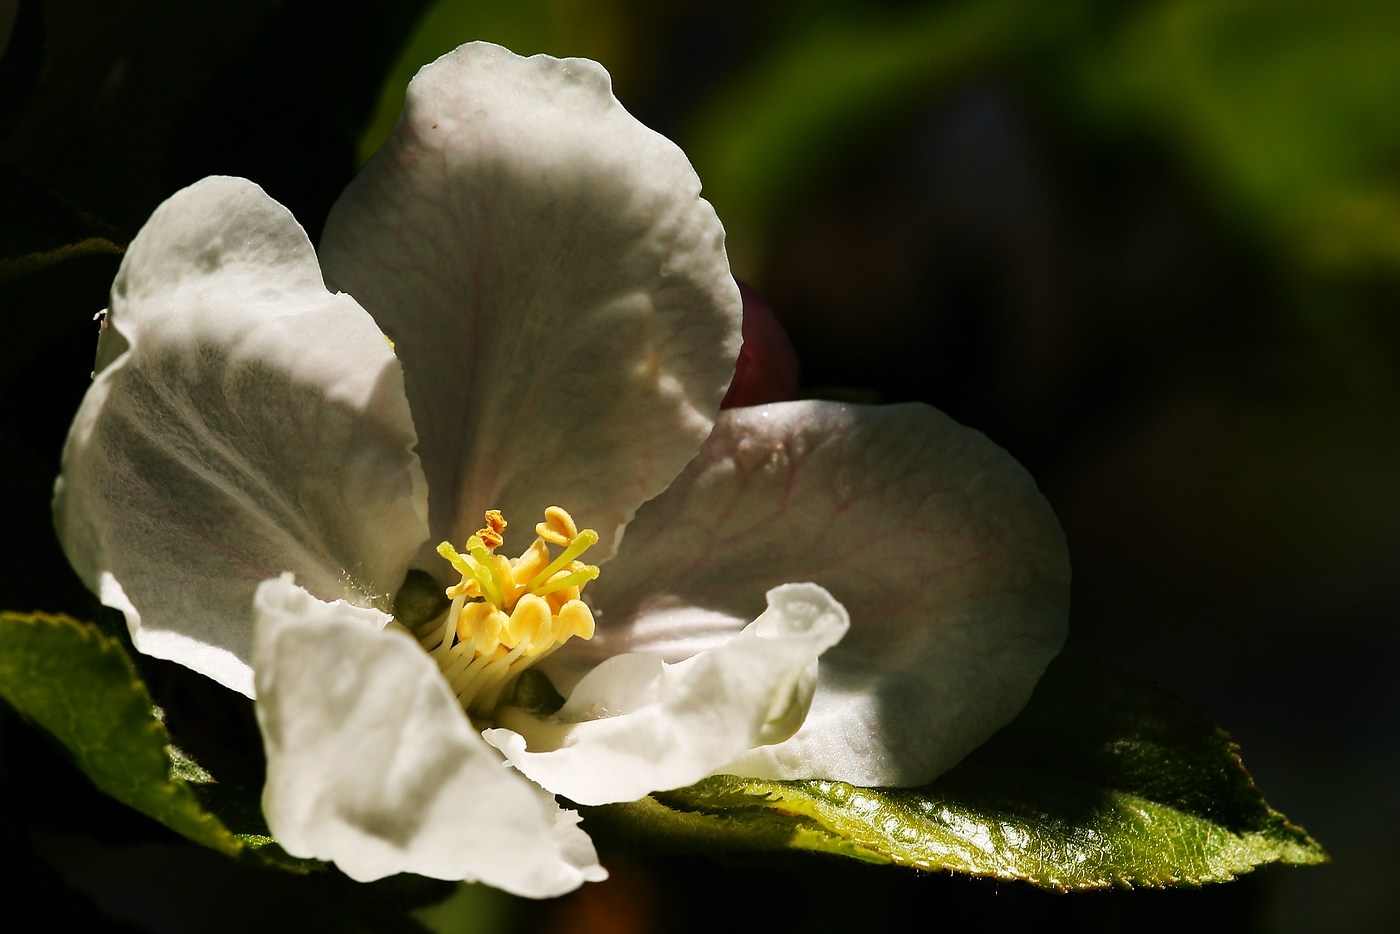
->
[[0, 611, 315, 872]]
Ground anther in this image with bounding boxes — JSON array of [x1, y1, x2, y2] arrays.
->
[[535, 506, 578, 545], [476, 509, 507, 549], [556, 600, 596, 642], [456, 601, 502, 652], [511, 539, 551, 585], [505, 595, 553, 655], [446, 577, 481, 600]]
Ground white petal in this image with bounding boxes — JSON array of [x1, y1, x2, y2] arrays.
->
[[53, 177, 429, 696], [526, 782, 609, 886], [320, 42, 741, 560], [252, 575, 601, 896], [570, 400, 1071, 787], [482, 583, 848, 806]]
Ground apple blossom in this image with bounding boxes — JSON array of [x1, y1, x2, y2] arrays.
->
[[52, 42, 1068, 897]]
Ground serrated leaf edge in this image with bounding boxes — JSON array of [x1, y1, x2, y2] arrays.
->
[[653, 777, 1328, 891]]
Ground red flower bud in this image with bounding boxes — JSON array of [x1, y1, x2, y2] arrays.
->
[[720, 281, 801, 409]]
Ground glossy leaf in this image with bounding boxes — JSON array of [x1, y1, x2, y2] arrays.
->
[[580, 653, 1327, 889], [0, 236, 123, 285]]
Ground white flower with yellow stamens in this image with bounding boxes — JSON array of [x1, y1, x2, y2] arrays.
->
[[52, 42, 1069, 898]]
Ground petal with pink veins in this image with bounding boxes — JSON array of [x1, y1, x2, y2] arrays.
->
[[545, 400, 1070, 787], [54, 177, 428, 697]]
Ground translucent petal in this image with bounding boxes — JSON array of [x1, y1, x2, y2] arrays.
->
[[320, 42, 741, 561], [54, 177, 428, 696], [563, 400, 1071, 787], [253, 575, 602, 896], [483, 583, 848, 805]]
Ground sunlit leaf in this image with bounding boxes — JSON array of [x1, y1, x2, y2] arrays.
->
[[581, 653, 1326, 889]]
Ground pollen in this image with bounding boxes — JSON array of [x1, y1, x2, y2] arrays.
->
[[475, 509, 507, 549], [419, 507, 599, 716]]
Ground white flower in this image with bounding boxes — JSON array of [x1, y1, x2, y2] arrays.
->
[[52, 43, 1069, 897]]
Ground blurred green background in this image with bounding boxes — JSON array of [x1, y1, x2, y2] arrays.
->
[[2, 0, 1398, 931]]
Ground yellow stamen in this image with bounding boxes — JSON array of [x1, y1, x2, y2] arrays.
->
[[556, 600, 596, 641], [511, 539, 551, 588], [535, 506, 578, 545], [543, 587, 580, 615], [534, 565, 600, 596], [505, 594, 553, 655], [436, 541, 501, 607], [430, 506, 601, 717], [526, 529, 598, 591], [445, 577, 481, 600], [491, 553, 517, 606], [465, 536, 507, 605], [456, 600, 506, 654]]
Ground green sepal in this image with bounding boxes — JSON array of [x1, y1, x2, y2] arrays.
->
[[0, 610, 317, 873], [580, 653, 1327, 889]]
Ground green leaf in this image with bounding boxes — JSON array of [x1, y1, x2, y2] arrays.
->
[[0, 236, 123, 283], [0, 612, 239, 852], [580, 652, 1327, 889], [0, 167, 125, 392], [0, 168, 126, 618], [0, 611, 314, 872]]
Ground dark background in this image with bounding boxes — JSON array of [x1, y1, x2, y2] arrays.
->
[[2, 1, 1396, 931]]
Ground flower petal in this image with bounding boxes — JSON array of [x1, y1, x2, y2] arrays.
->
[[320, 42, 742, 559], [253, 575, 603, 896], [483, 583, 848, 806], [53, 177, 429, 697], [563, 400, 1070, 787]]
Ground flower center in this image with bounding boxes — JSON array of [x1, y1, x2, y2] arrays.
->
[[420, 507, 598, 715]]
